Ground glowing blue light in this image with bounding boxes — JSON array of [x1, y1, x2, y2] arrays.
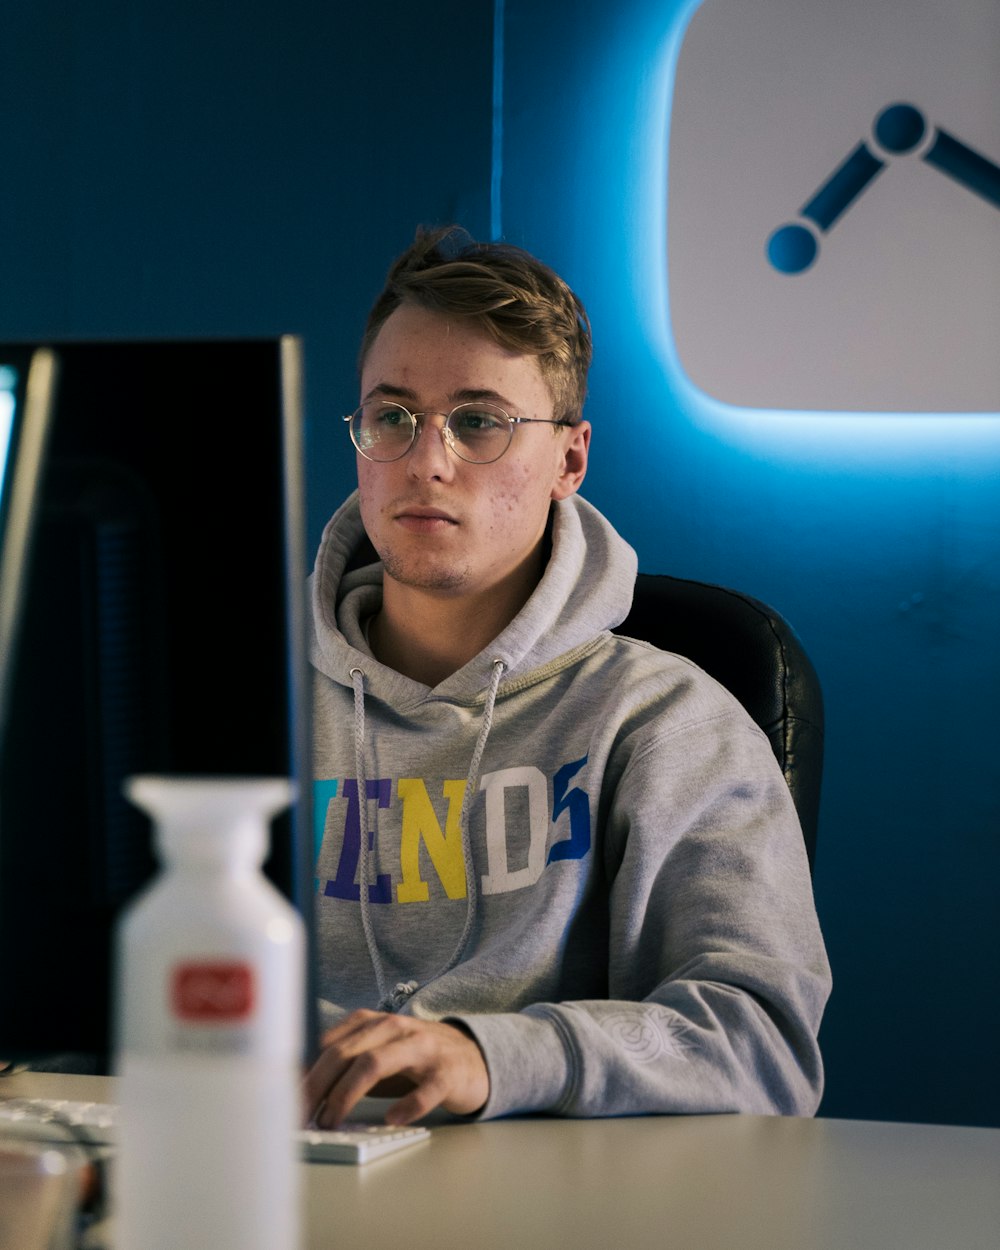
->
[[642, 0, 1000, 463], [536, 0, 999, 476]]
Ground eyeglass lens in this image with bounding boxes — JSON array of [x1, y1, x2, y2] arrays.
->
[[351, 401, 514, 463]]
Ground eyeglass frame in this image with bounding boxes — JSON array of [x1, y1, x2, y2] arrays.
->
[[344, 399, 577, 464]]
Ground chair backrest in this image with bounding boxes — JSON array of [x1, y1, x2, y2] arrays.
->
[[616, 574, 823, 872]]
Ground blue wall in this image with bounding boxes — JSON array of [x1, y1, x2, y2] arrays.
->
[[3, 0, 997, 1127]]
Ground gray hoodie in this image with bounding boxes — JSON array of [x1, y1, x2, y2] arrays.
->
[[310, 491, 831, 1119]]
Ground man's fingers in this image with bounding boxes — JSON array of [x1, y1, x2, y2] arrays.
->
[[313, 1030, 445, 1127], [303, 1010, 399, 1118], [303, 1014, 490, 1128], [305, 1012, 423, 1124]]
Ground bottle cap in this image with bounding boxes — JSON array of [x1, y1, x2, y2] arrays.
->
[[124, 775, 296, 864]]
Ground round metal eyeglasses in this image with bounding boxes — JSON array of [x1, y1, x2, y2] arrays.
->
[[344, 400, 574, 465]]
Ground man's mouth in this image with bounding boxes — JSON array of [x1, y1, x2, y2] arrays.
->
[[394, 505, 459, 531]]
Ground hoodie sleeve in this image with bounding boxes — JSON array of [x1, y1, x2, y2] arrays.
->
[[451, 711, 831, 1120]]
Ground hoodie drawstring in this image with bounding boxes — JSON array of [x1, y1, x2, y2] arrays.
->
[[349, 659, 506, 1013], [350, 665, 389, 1009]]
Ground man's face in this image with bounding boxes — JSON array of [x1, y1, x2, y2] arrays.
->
[[356, 303, 589, 604]]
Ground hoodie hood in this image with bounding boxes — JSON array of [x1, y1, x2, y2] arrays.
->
[[309, 490, 639, 703]]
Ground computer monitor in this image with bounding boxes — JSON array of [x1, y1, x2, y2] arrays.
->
[[0, 338, 313, 1070]]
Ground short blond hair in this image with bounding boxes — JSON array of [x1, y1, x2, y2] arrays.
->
[[360, 226, 592, 424]]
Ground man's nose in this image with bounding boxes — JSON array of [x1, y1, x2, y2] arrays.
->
[[406, 414, 456, 479]]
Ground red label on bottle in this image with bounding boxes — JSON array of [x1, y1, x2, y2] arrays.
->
[[171, 962, 256, 1022]]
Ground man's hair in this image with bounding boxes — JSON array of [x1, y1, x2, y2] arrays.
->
[[360, 226, 593, 424]]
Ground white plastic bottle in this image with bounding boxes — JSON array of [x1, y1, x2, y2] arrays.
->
[[113, 776, 304, 1250]]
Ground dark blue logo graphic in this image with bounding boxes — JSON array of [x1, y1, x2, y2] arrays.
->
[[768, 103, 1000, 274]]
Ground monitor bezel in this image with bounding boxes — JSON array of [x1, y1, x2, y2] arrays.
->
[[0, 347, 59, 747]]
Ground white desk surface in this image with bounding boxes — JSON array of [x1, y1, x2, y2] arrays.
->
[[3, 1071, 999, 1250]]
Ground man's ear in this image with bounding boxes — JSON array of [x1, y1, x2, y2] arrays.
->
[[551, 420, 591, 501]]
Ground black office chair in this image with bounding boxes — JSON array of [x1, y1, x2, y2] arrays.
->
[[617, 574, 823, 873]]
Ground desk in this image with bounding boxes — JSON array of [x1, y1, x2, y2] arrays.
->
[[3, 1071, 998, 1250]]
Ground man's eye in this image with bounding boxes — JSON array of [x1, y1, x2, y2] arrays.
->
[[453, 409, 506, 434], [373, 406, 407, 428]]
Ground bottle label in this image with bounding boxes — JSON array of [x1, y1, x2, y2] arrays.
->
[[171, 961, 256, 1023]]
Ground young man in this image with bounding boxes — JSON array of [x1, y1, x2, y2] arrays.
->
[[305, 228, 830, 1128]]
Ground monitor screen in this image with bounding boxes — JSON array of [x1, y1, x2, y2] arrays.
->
[[0, 338, 313, 1070]]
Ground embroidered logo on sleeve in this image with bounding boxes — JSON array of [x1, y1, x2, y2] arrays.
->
[[602, 1008, 692, 1062]]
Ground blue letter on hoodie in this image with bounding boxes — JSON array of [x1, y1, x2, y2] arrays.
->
[[324, 778, 394, 903], [547, 754, 590, 863]]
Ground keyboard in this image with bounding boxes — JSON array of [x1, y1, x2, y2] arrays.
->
[[0, 1096, 430, 1165]]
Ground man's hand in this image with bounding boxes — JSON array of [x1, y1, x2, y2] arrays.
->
[[303, 1010, 490, 1128]]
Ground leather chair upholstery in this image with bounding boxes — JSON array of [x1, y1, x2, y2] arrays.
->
[[617, 574, 823, 871]]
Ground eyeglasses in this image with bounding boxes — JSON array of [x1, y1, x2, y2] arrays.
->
[[344, 400, 574, 464]]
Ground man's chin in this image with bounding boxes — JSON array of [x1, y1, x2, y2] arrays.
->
[[380, 550, 468, 595]]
